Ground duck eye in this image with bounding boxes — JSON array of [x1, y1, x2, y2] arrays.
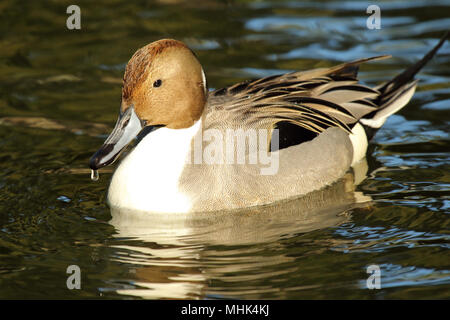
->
[[153, 79, 162, 88]]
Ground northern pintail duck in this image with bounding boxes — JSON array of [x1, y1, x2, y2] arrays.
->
[[90, 36, 447, 213]]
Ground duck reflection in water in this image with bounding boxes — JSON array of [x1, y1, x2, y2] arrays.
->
[[108, 159, 371, 299]]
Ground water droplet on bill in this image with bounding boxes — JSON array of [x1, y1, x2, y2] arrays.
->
[[91, 169, 99, 181]]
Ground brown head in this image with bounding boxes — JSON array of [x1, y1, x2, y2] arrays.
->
[[122, 39, 207, 128], [89, 39, 207, 170]]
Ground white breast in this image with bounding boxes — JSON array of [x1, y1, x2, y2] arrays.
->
[[107, 121, 201, 213]]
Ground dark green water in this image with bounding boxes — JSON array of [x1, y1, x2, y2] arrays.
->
[[0, 0, 449, 299]]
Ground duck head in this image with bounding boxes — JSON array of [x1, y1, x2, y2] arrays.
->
[[89, 39, 207, 170]]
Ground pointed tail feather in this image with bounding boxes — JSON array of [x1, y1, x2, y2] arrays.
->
[[361, 33, 448, 138], [378, 32, 448, 100]]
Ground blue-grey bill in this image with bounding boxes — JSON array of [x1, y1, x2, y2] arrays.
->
[[89, 106, 143, 171]]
